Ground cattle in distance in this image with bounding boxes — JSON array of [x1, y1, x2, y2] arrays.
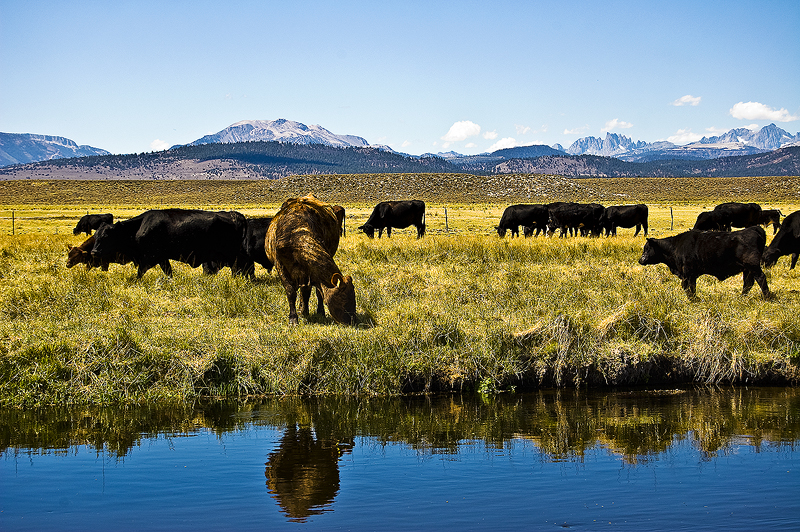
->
[[73, 213, 113, 235], [358, 200, 426, 238], [266, 195, 356, 325], [762, 210, 800, 270], [694, 202, 762, 232], [599, 204, 648, 236], [638, 226, 772, 300]]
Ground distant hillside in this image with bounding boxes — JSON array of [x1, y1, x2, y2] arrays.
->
[[1, 141, 798, 180], [0, 133, 110, 167]]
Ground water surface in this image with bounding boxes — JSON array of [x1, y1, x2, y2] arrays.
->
[[2, 387, 798, 530]]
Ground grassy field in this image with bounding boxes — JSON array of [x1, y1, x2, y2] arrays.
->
[[0, 176, 798, 406]]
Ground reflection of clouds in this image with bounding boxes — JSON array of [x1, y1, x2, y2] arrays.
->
[[264, 423, 352, 523]]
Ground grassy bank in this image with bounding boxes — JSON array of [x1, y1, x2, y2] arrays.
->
[[1, 219, 798, 406]]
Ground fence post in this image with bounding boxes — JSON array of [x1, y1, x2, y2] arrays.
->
[[670, 207, 674, 231], [445, 207, 449, 233], [11, 211, 14, 235]]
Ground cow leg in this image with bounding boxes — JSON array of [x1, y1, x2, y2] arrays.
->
[[633, 224, 641, 237], [386, 227, 392, 238], [791, 253, 798, 270], [315, 287, 325, 315], [751, 268, 773, 299], [286, 287, 300, 325], [681, 278, 698, 300], [742, 271, 755, 295], [299, 285, 313, 316]]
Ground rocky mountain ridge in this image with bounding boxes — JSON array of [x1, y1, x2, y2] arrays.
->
[[0, 133, 110, 167]]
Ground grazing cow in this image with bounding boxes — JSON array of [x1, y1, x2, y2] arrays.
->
[[759, 209, 782, 234], [762, 210, 800, 270], [548, 202, 605, 237], [91, 209, 247, 278], [266, 195, 356, 325], [496, 204, 549, 238], [599, 204, 649, 236], [204, 216, 275, 278], [638, 226, 771, 300], [358, 200, 425, 238], [66, 235, 131, 271], [694, 202, 762, 231], [73, 213, 113, 235]]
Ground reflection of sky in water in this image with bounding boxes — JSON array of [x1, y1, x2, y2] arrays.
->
[[2, 389, 799, 531]]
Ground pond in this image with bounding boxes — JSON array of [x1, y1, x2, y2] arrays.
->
[[1, 387, 798, 531]]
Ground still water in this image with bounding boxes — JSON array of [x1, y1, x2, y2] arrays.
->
[[1, 388, 798, 531]]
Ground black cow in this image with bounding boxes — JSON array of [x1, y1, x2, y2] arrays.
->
[[694, 202, 762, 232], [91, 209, 247, 278], [496, 204, 549, 238], [358, 200, 426, 238], [203, 216, 275, 278], [638, 226, 771, 300], [73, 213, 113, 235], [762, 210, 800, 270], [548, 202, 605, 237], [599, 204, 648, 236], [759, 209, 782, 234]]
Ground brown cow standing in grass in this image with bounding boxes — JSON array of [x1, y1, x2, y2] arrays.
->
[[266, 195, 356, 325]]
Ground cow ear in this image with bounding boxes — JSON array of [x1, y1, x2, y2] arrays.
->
[[331, 273, 344, 287]]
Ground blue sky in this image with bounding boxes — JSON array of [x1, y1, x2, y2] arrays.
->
[[1, 0, 799, 155]]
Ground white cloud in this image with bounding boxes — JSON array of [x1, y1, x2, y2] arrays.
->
[[150, 139, 170, 151], [564, 125, 589, 135], [489, 137, 517, 151], [483, 130, 498, 140], [441, 120, 481, 142], [515, 124, 531, 135], [730, 101, 799, 122], [602, 119, 633, 132], [705, 126, 728, 135], [465, 142, 477, 148], [672, 94, 701, 106], [667, 129, 703, 144], [401, 140, 411, 148]]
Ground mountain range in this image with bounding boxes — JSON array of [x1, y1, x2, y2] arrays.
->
[[1, 119, 799, 174], [0, 133, 110, 166]]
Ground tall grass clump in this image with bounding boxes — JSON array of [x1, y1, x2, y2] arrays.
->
[[1, 224, 798, 406]]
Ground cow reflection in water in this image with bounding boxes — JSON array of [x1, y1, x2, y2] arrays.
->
[[265, 423, 353, 522]]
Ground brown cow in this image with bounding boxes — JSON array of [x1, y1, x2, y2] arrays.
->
[[66, 235, 127, 271], [266, 195, 356, 325]]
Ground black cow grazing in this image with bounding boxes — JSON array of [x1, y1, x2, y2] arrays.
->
[[694, 202, 762, 232], [204, 216, 275, 278], [599, 204, 649, 236], [73, 213, 113, 235], [759, 209, 782, 234], [762, 210, 800, 270], [638, 226, 771, 300], [266, 195, 356, 325], [358, 200, 426, 238], [548, 202, 605, 237], [496, 204, 549, 238], [91, 209, 247, 278]]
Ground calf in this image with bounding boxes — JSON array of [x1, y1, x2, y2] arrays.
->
[[762, 210, 800, 270], [599, 204, 648, 236], [638, 226, 771, 300], [66, 235, 129, 271], [496, 204, 549, 238], [358, 200, 425, 238], [266, 195, 356, 325], [73, 213, 113, 235]]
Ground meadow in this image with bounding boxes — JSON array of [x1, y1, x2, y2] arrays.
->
[[0, 176, 798, 406]]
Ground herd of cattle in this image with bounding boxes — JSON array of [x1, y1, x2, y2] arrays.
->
[[65, 198, 799, 324]]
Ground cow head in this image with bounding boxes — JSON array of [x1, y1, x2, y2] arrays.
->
[[358, 224, 375, 239], [638, 238, 663, 266], [496, 226, 507, 238], [325, 273, 357, 325], [91, 223, 118, 259], [66, 245, 90, 268]]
